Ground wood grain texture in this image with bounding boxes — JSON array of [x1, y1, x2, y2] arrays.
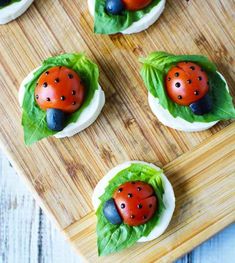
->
[[0, 0, 234, 262]]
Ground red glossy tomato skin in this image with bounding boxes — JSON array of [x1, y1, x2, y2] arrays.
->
[[35, 66, 85, 113], [165, 62, 209, 106], [122, 0, 152, 11], [113, 181, 157, 226]]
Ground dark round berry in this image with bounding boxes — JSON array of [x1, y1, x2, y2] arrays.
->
[[105, 0, 124, 15], [127, 193, 133, 198], [137, 204, 143, 209], [175, 72, 179, 77], [61, 96, 66, 101], [121, 203, 125, 209], [43, 82, 48, 88], [175, 82, 181, 88], [178, 95, 183, 100]]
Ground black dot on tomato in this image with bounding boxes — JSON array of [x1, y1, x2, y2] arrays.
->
[[36, 83, 38, 86], [168, 77, 171, 81], [194, 90, 200, 95], [72, 102, 76, 105], [118, 188, 123, 193], [178, 95, 183, 100], [175, 72, 179, 77], [137, 204, 143, 209], [190, 66, 195, 70], [45, 71, 49, 75], [128, 193, 133, 198], [35, 95, 39, 99], [143, 215, 147, 220], [207, 81, 209, 85], [131, 182, 136, 185], [72, 90, 76, 95], [121, 203, 125, 209], [198, 76, 202, 81], [130, 215, 135, 219], [59, 66, 62, 69], [55, 78, 60, 83], [187, 79, 192, 84], [46, 97, 50, 101], [43, 82, 48, 88], [61, 96, 66, 101], [68, 74, 73, 79], [175, 82, 181, 88], [149, 204, 152, 208], [137, 187, 142, 191]]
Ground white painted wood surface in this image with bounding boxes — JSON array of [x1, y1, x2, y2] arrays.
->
[[0, 149, 234, 263]]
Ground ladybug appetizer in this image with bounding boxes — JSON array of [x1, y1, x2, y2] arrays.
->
[[0, 0, 34, 25], [35, 66, 85, 131], [19, 53, 105, 145], [88, 0, 166, 34], [141, 52, 235, 132], [165, 62, 212, 115], [92, 161, 175, 255]]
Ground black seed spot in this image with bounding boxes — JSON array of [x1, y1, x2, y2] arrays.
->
[[55, 78, 60, 83], [35, 95, 39, 99], [128, 193, 133, 198], [178, 95, 182, 100], [72, 90, 76, 95], [187, 79, 192, 84], [36, 83, 38, 86], [194, 90, 200, 95], [68, 74, 73, 79], [43, 82, 48, 88], [45, 71, 49, 75], [137, 187, 142, 191], [61, 96, 66, 101], [175, 82, 181, 88], [190, 66, 195, 70], [59, 66, 62, 69], [168, 77, 171, 81], [130, 215, 135, 219], [118, 188, 123, 193], [198, 76, 202, 81], [72, 101, 76, 105], [149, 204, 152, 208], [131, 182, 136, 184], [121, 203, 125, 209], [175, 72, 179, 77], [46, 97, 50, 101], [137, 204, 143, 209], [143, 215, 147, 219]]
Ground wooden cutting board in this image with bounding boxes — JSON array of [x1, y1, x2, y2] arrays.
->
[[0, 0, 234, 262]]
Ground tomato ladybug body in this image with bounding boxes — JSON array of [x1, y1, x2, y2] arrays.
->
[[35, 66, 85, 114], [113, 181, 157, 226], [122, 0, 152, 11], [165, 62, 209, 106]]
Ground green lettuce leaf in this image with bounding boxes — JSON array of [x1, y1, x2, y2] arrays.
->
[[94, 0, 161, 34], [96, 163, 165, 256], [0, 0, 21, 9], [140, 51, 235, 123], [22, 53, 99, 145]]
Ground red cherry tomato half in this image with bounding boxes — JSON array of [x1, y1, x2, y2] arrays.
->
[[122, 0, 152, 11], [113, 181, 157, 226], [35, 66, 85, 113], [165, 62, 209, 106]]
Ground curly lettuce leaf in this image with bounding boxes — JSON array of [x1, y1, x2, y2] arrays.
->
[[140, 51, 235, 123], [96, 163, 165, 256], [94, 0, 161, 34], [22, 53, 99, 145]]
